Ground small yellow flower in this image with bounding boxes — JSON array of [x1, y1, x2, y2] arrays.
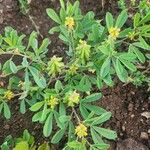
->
[[128, 32, 136, 40], [47, 55, 64, 77], [18, 81, 24, 87], [65, 91, 80, 107], [4, 90, 14, 101], [75, 123, 88, 138], [76, 40, 91, 64], [65, 17, 75, 30], [68, 64, 78, 75], [109, 27, 120, 39], [47, 96, 59, 110]]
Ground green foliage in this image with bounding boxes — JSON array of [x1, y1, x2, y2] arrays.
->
[[18, 0, 30, 15], [0, 0, 150, 149], [0, 130, 50, 150]]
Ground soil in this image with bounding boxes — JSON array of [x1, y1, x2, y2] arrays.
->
[[0, 0, 150, 150]]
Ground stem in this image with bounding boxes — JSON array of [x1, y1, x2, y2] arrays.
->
[[28, 15, 43, 38], [0, 51, 31, 60], [72, 107, 81, 123]]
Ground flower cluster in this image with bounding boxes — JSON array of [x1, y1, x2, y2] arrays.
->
[[109, 27, 120, 39], [68, 64, 78, 75], [47, 96, 59, 110], [65, 17, 75, 30], [64, 91, 80, 107], [76, 40, 91, 64], [4, 90, 14, 101], [75, 123, 88, 138], [47, 56, 64, 77]]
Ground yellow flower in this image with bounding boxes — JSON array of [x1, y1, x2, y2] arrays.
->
[[18, 81, 24, 87], [75, 123, 88, 138], [76, 40, 91, 64], [47, 55, 64, 77], [65, 91, 80, 107], [128, 32, 136, 40], [109, 27, 120, 39], [47, 96, 58, 110], [65, 17, 75, 30], [4, 90, 14, 101], [68, 64, 78, 75]]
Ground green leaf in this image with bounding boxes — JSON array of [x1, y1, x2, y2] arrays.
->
[[20, 99, 26, 114], [59, 0, 65, 9], [115, 10, 128, 28], [38, 38, 50, 55], [93, 126, 117, 140], [119, 53, 136, 61], [9, 60, 18, 73], [106, 12, 114, 29], [100, 57, 111, 78], [49, 26, 60, 34], [91, 127, 103, 144], [134, 13, 140, 27], [93, 144, 110, 150], [83, 103, 107, 115], [80, 104, 89, 119], [51, 128, 65, 144], [130, 45, 145, 63], [3, 101, 11, 119], [30, 101, 44, 112], [23, 130, 31, 142], [113, 59, 128, 82], [55, 80, 63, 93], [38, 142, 50, 150], [67, 141, 83, 149], [40, 103, 48, 122], [92, 112, 112, 126], [13, 141, 29, 150], [119, 58, 137, 72], [98, 45, 110, 55], [29, 66, 46, 89], [81, 93, 102, 103], [138, 11, 150, 25], [43, 113, 53, 137], [46, 8, 61, 24], [59, 115, 70, 123], [32, 111, 42, 122], [59, 102, 66, 116], [27, 31, 37, 50]]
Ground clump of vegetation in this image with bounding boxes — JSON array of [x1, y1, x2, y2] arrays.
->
[[0, 0, 150, 149], [1, 130, 50, 150]]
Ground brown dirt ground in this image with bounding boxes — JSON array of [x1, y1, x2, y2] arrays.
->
[[0, 0, 150, 149]]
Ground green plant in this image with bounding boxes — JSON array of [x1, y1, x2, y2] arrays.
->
[[1, 0, 150, 149], [18, 0, 30, 15], [118, 0, 126, 10], [0, 130, 50, 150]]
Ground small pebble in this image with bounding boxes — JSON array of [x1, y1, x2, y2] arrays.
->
[[141, 112, 150, 119], [131, 114, 135, 118], [4, 124, 10, 130], [148, 129, 150, 134], [140, 132, 149, 140], [122, 126, 126, 131], [128, 103, 134, 112]]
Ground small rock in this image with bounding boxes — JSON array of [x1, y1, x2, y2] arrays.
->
[[148, 129, 150, 134], [141, 112, 150, 119], [116, 138, 149, 150], [131, 114, 135, 118], [4, 124, 10, 130], [128, 103, 134, 112], [140, 132, 149, 140], [122, 126, 126, 131]]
